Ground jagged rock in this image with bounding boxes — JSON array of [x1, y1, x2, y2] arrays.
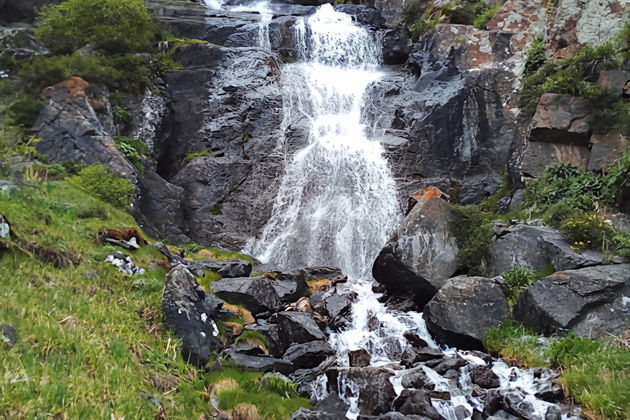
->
[[348, 349, 371, 367], [274, 311, 325, 350], [327, 367, 396, 415], [403, 332, 428, 349], [31, 77, 135, 179], [357, 414, 428, 420], [400, 366, 434, 390], [501, 390, 536, 420], [380, 28, 409, 65], [244, 319, 284, 357], [521, 141, 590, 178], [373, 187, 459, 307], [470, 366, 500, 389], [514, 264, 630, 337], [429, 357, 468, 375], [154, 241, 252, 278], [489, 224, 603, 275], [528, 94, 592, 145], [222, 347, 294, 374], [282, 340, 334, 369], [424, 276, 509, 350], [372, 0, 404, 27], [535, 383, 564, 403], [162, 265, 224, 367], [587, 132, 628, 172], [272, 271, 309, 304], [1, 324, 17, 346], [545, 405, 562, 420], [211, 276, 283, 315], [392, 389, 443, 419]]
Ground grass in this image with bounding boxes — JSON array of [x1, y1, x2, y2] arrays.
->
[[0, 178, 307, 418], [485, 320, 630, 419]]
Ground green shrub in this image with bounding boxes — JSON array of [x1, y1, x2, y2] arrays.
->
[[501, 266, 537, 303], [450, 205, 494, 276], [109, 92, 133, 133], [523, 35, 546, 77], [473, 3, 500, 29], [35, 0, 158, 55], [68, 164, 134, 209], [114, 137, 149, 169], [4, 94, 43, 128], [560, 214, 618, 252], [541, 200, 587, 229]]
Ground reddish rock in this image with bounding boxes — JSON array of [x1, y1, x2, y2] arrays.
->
[[487, 0, 547, 52], [529, 93, 591, 145], [587, 133, 628, 172], [522, 141, 589, 177]]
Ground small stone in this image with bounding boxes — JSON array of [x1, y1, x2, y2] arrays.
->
[[1, 324, 17, 346], [349, 348, 371, 367]]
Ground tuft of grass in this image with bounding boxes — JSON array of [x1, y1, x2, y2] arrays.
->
[[184, 150, 210, 163], [484, 321, 630, 419], [500, 266, 538, 304]]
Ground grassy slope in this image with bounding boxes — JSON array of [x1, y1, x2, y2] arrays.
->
[[0, 180, 308, 419]]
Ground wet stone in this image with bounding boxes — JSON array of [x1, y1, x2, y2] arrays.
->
[[349, 348, 371, 367], [470, 365, 500, 389]]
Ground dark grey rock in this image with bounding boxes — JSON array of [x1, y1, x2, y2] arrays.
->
[[545, 406, 562, 420], [222, 347, 294, 374], [274, 311, 325, 349], [514, 264, 629, 338], [424, 276, 510, 350], [470, 366, 500, 389], [400, 366, 434, 390], [162, 265, 224, 367], [490, 224, 603, 275], [272, 271, 309, 304], [380, 28, 409, 65], [1, 323, 17, 346], [282, 340, 334, 369], [211, 276, 283, 315], [535, 383, 564, 403], [327, 367, 396, 416], [393, 389, 444, 419]]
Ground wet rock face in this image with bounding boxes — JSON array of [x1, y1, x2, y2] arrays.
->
[[424, 276, 510, 350], [31, 77, 136, 179], [373, 188, 459, 307], [364, 24, 521, 205], [514, 264, 630, 338], [162, 265, 224, 367], [328, 367, 397, 415]]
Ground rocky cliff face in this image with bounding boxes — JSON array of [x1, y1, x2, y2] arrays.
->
[[9, 0, 627, 249]]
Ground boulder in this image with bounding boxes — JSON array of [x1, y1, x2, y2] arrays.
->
[[470, 365, 500, 389], [162, 265, 224, 367], [31, 77, 135, 179], [379, 28, 409, 65], [400, 366, 434, 390], [521, 141, 589, 178], [424, 276, 510, 350], [373, 187, 459, 307], [271, 271, 309, 304], [274, 311, 326, 350], [211, 276, 283, 315], [282, 340, 334, 369], [489, 224, 603, 276], [222, 347, 294, 374], [1, 323, 17, 346], [348, 349, 371, 367], [290, 393, 349, 420], [327, 367, 396, 415], [514, 264, 630, 337], [528, 94, 592, 145], [392, 389, 443, 419]]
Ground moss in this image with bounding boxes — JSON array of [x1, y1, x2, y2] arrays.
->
[[450, 205, 494, 276], [184, 149, 211, 163]]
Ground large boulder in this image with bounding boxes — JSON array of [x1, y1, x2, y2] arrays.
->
[[274, 311, 326, 350], [327, 367, 397, 415], [514, 264, 630, 338], [489, 224, 603, 276], [211, 276, 283, 315], [162, 265, 224, 367], [271, 271, 309, 304], [424, 276, 510, 350], [282, 340, 334, 369], [527, 94, 592, 145], [31, 77, 135, 179], [373, 187, 459, 307]]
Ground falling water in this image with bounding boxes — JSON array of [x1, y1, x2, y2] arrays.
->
[[239, 4, 577, 420], [247, 5, 401, 280]]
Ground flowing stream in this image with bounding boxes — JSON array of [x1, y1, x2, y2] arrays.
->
[[203, 3, 579, 419]]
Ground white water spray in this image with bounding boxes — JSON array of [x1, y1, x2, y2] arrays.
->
[[247, 5, 400, 280]]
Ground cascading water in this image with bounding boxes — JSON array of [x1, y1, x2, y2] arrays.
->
[[247, 5, 401, 280], [229, 4, 577, 419]]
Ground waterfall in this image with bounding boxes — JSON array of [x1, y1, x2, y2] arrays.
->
[[247, 5, 401, 280]]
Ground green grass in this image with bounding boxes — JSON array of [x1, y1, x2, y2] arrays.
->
[[0, 178, 305, 418], [485, 320, 630, 419]]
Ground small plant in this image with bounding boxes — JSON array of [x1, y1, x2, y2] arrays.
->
[[501, 266, 538, 304], [68, 164, 134, 209], [114, 136, 149, 169], [4, 94, 44, 128], [473, 3, 500, 29], [523, 35, 546, 77], [560, 214, 617, 252], [450, 205, 494, 276], [110, 92, 133, 133], [260, 373, 298, 399]]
